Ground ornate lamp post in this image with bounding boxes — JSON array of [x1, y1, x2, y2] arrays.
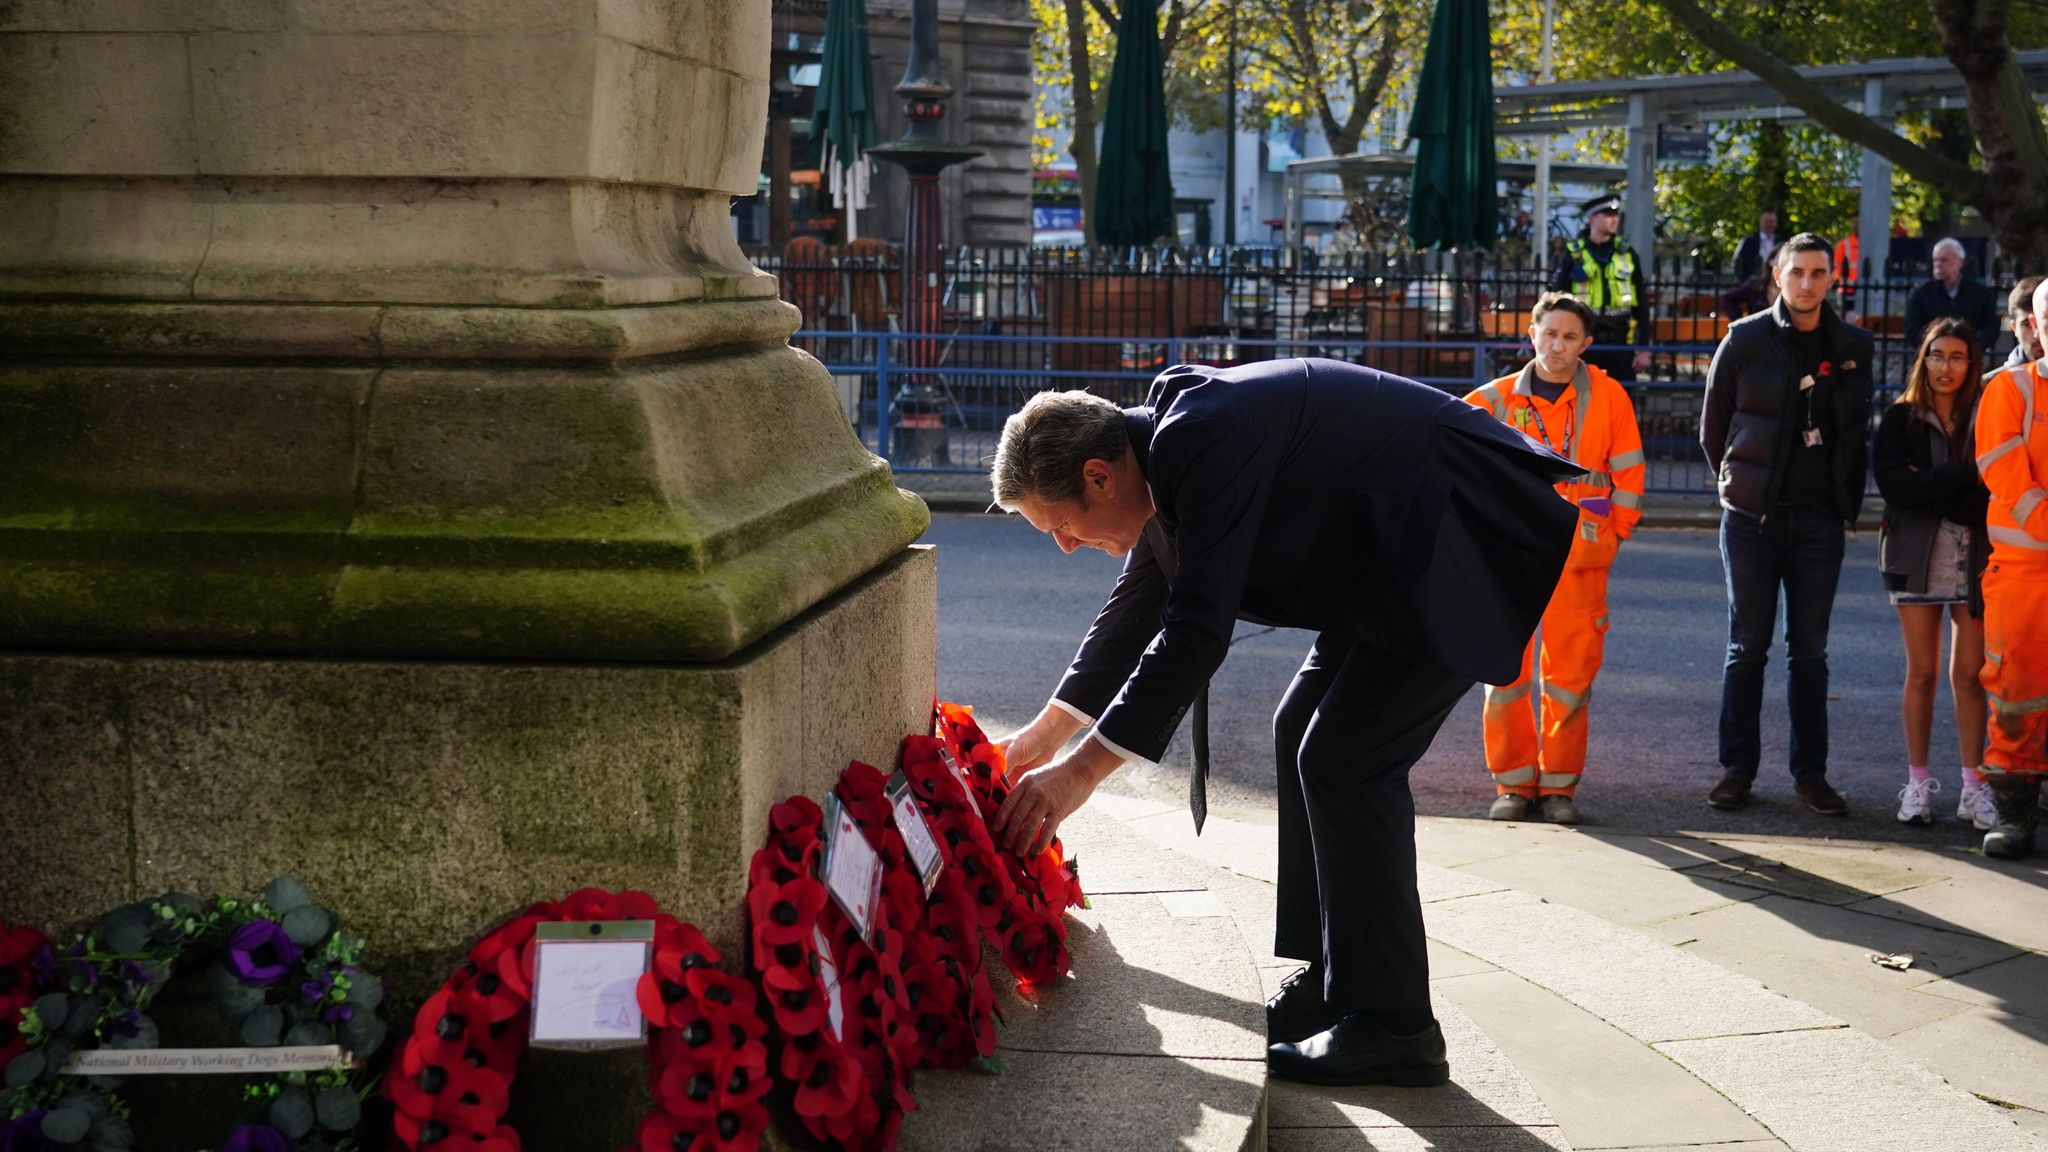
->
[[869, 0, 982, 467]]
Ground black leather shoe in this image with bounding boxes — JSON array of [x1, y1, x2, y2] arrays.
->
[[1266, 1011, 1450, 1087], [1795, 776, 1848, 816], [1266, 964, 1337, 1045], [1707, 771, 1754, 811]]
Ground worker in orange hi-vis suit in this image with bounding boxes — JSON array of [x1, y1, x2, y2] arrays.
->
[[1973, 279, 2048, 860], [1465, 292, 1647, 825]]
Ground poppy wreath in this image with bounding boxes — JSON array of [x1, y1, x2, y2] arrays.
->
[[932, 703, 1088, 986], [892, 736, 1008, 1059], [0, 877, 385, 1152], [0, 921, 51, 1079], [384, 888, 769, 1152], [745, 793, 916, 1152]]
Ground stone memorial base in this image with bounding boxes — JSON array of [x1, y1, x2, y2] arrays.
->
[[1, 545, 936, 999]]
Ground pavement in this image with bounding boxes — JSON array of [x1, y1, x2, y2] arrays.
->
[[901, 508, 2048, 1151]]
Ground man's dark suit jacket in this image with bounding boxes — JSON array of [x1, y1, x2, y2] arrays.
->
[[1733, 230, 1786, 284], [1052, 358, 1582, 765], [1903, 277, 2000, 350]]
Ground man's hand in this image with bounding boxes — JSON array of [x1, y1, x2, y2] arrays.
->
[[998, 704, 1086, 776], [1632, 349, 1652, 375], [993, 737, 1122, 857]]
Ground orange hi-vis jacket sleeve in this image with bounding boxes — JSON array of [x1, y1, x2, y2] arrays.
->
[[1465, 362, 1647, 538], [1977, 363, 2048, 561]]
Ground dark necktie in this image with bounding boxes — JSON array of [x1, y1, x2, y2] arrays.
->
[[1190, 683, 1210, 834]]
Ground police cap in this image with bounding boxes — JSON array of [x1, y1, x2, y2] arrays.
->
[[1580, 192, 1622, 216]]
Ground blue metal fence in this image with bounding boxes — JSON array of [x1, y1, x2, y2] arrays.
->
[[798, 330, 1728, 494]]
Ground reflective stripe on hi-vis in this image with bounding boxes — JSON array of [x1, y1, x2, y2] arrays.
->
[[1477, 384, 1506, 420], [1989, 691, 2048, 718], [1485, 683, 1532, 706], [1542, 682, 1590, 710], [1494, 765, 1538, 786], [1539, 771, 1580, 789], [1990, 525, 2048, 550], [1593, 614, 1609, 630], [1612, 489, 1643, 510], [2016, 487, 2047, 526], [1987, 648, 2004, 665], [1578, 470, 1612, 489], [1978, 435, 2026, 470], [1608, 448, 1646, 470]]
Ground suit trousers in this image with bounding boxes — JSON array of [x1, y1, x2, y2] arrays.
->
[[1272, 632, 1475, 1014]]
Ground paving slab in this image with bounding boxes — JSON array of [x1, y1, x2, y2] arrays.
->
[[1458, 846, 1763, 928], [1638, 894, 2021, 1038], [1844, 865, 2048, 955], [1269, 1127, 1568, 1151], [1417, 817, 1570, 868], [1884, 1006, 2048, 1115], [905, 1051, 1266, 1152], [1678, 847, 1946, 906], [1580, 1143, 1789, 1152], [1421, 865, 1514, 904], [1127, 803, 1282, 884], [1266, 993, 1558, 1133], [1423, 884, 1840, 1043], [1912, 950, 2048, 1022], [1435, 969, 1773, 1151], [2015, 1107, 2048, 1141], [992, 892, 1266, 1060], [1058, 804, 1218, 895], [1523, 827, 1755, 872], [1655, 1027, 2047, 1152]]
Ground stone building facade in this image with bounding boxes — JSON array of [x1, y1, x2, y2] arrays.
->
[[769, 0, 1035, 247]]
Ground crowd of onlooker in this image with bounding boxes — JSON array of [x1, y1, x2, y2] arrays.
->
[[1473, 212, 2048, 862]]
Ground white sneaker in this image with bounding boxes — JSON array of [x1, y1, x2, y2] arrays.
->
[[1896, 777, 1940, 826], [1958, 784, 1997, 831]]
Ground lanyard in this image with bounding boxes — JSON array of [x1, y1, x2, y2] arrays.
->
[[1523, 391, 1577, 461]]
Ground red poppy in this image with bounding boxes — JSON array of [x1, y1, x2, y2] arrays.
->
[[766, 975, 828, 1038], [403, 984, 495, 1073], [747, 876, 826, 954], [0, 923, 44, 970], [473, 1127, 522, 1152], [770, 795, 824, 836]]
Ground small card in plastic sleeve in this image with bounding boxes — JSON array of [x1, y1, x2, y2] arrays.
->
[[937, 746, 980, 813], [814, 924, 847, 1041], [886, 773, 945, 894], [820, 793, 884, 946]]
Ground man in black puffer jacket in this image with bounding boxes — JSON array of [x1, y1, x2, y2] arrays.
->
[[1699, 233, 1875, 817]]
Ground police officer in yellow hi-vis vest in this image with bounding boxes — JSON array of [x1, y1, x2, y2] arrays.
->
[[1550, 193, 1652, 382]]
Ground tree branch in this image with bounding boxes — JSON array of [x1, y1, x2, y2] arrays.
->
[[1650, 0, 1982, 199]]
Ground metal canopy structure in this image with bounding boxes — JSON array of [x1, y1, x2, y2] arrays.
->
[[1283, 153, 1626, 249], [1489, 50, 2048, 271]]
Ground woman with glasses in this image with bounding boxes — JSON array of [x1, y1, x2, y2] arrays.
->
[[1875, 318, 1992, 828]]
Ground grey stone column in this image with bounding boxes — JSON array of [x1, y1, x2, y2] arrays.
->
[[0, 0, 932, 1012]]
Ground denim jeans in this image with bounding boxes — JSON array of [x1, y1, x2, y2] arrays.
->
[[1718, 505, 1847, 781]]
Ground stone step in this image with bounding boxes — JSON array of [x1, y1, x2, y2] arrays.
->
[[899, 804, 1269, 1152], [1097, 792, 2048, 1152]]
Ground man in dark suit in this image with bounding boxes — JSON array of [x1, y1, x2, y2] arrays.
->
[[1733, 210, 1786, 284], [986, 358, 1580, 1086], [1903, 237, 2000, 349]]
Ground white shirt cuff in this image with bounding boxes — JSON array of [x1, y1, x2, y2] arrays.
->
[[1090, 728, 1154, 770], [1048, 697, 1095, 726]]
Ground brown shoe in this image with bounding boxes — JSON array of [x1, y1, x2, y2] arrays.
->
[[1795, 776, 1849, 816], [1708, 771, 1754, 811]]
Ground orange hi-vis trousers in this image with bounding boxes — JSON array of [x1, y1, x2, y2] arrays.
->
[[1981, 560, 2048, 778], [1977, 364, 2048, 778], [1484, 561, 1610, 797]]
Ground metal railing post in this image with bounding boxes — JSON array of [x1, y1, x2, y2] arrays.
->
[[875, 333, 894, 463]]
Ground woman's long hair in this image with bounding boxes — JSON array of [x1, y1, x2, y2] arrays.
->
[[1899, 316, 1983, 456]]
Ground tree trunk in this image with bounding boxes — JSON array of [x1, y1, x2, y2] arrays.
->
[[1931, 0, 2048, 262], [1754, 122, 1791, 223], [1063, 0, 1102, 246]]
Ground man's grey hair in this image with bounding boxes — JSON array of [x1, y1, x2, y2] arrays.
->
[[989, 389, 1129, 511], [1933, 237, 1966, 261]]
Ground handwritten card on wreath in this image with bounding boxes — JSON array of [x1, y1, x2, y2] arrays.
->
[[821, 794, 884, 946], [887, 773, 944, 894], [529, 922, 653, 1048], [937, 746, 980, 813]]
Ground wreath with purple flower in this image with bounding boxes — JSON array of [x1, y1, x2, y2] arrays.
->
[[0, 877, 384, 1152]]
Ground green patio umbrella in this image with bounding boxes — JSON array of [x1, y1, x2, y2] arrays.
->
[[1094, 0, 1175, 248], [1406, 0, 1498, 250], [811, 0, 877, 238]]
